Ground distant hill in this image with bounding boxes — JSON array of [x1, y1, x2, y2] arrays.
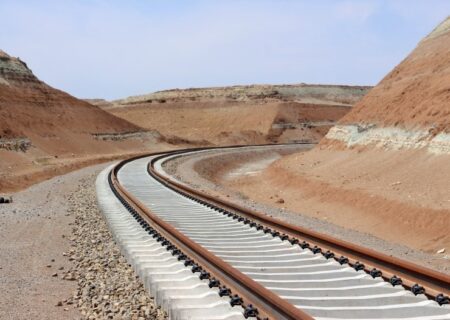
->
[[100, 83, 370, 146], [113, 83, 371, 107]]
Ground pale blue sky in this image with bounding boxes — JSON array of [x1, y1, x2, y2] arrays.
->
[[1, 1, 449, 100]]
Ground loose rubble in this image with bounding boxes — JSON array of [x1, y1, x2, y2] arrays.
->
[[62, 175, 167, 320]]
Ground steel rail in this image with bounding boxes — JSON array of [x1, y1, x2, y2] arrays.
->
[[147, 147, 450, 300], [110, 150, 314, 320]]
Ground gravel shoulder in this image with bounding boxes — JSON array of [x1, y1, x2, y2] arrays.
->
[[0, 162, 166, 320], [163, 146, 449, 273]]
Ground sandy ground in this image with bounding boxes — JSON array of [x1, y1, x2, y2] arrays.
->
[[163, 146, 450, 273], [0, 162, 165, 320]]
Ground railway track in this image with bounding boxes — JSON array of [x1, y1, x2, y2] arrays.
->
[[97, 145, 450, 319]]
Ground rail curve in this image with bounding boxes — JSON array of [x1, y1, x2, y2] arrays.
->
[[98, 144, 450, 320]]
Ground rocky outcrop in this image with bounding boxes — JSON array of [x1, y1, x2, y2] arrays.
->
[[113, 84, 371, 107], [326, 125, 450, 154], [0, 50, 40, 87], [0, 137, 31, 152]]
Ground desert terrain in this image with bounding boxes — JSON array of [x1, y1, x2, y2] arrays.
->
[[162, 145, 449, 273], [1, 11, 449, 320], [0, 49, 369, 193], [0, 49, 370, 318], [99, 84, 369, 145], [0, 50, 174, 193], [180, 17, 450, 270]]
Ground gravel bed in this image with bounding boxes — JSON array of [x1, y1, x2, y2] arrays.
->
[[62, 174, 167, 320], [0, 161, 167, 320]]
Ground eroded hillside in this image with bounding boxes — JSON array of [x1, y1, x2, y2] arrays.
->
[[0, 50, 170, 192], [101, 84, 370, 145]]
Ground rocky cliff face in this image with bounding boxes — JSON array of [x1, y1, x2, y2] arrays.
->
[[324, 17, 450, 154]]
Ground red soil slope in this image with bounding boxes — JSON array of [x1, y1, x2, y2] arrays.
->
[[332, 16, 450, 136], [0, 50, 166, 192], [0, 50, 142, 146]]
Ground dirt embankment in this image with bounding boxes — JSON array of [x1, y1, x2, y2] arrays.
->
[[226, 149, 450, 257], [101, 84, 370, 146], [163, 147, 449, 272], [186, 148, 450, 257]]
